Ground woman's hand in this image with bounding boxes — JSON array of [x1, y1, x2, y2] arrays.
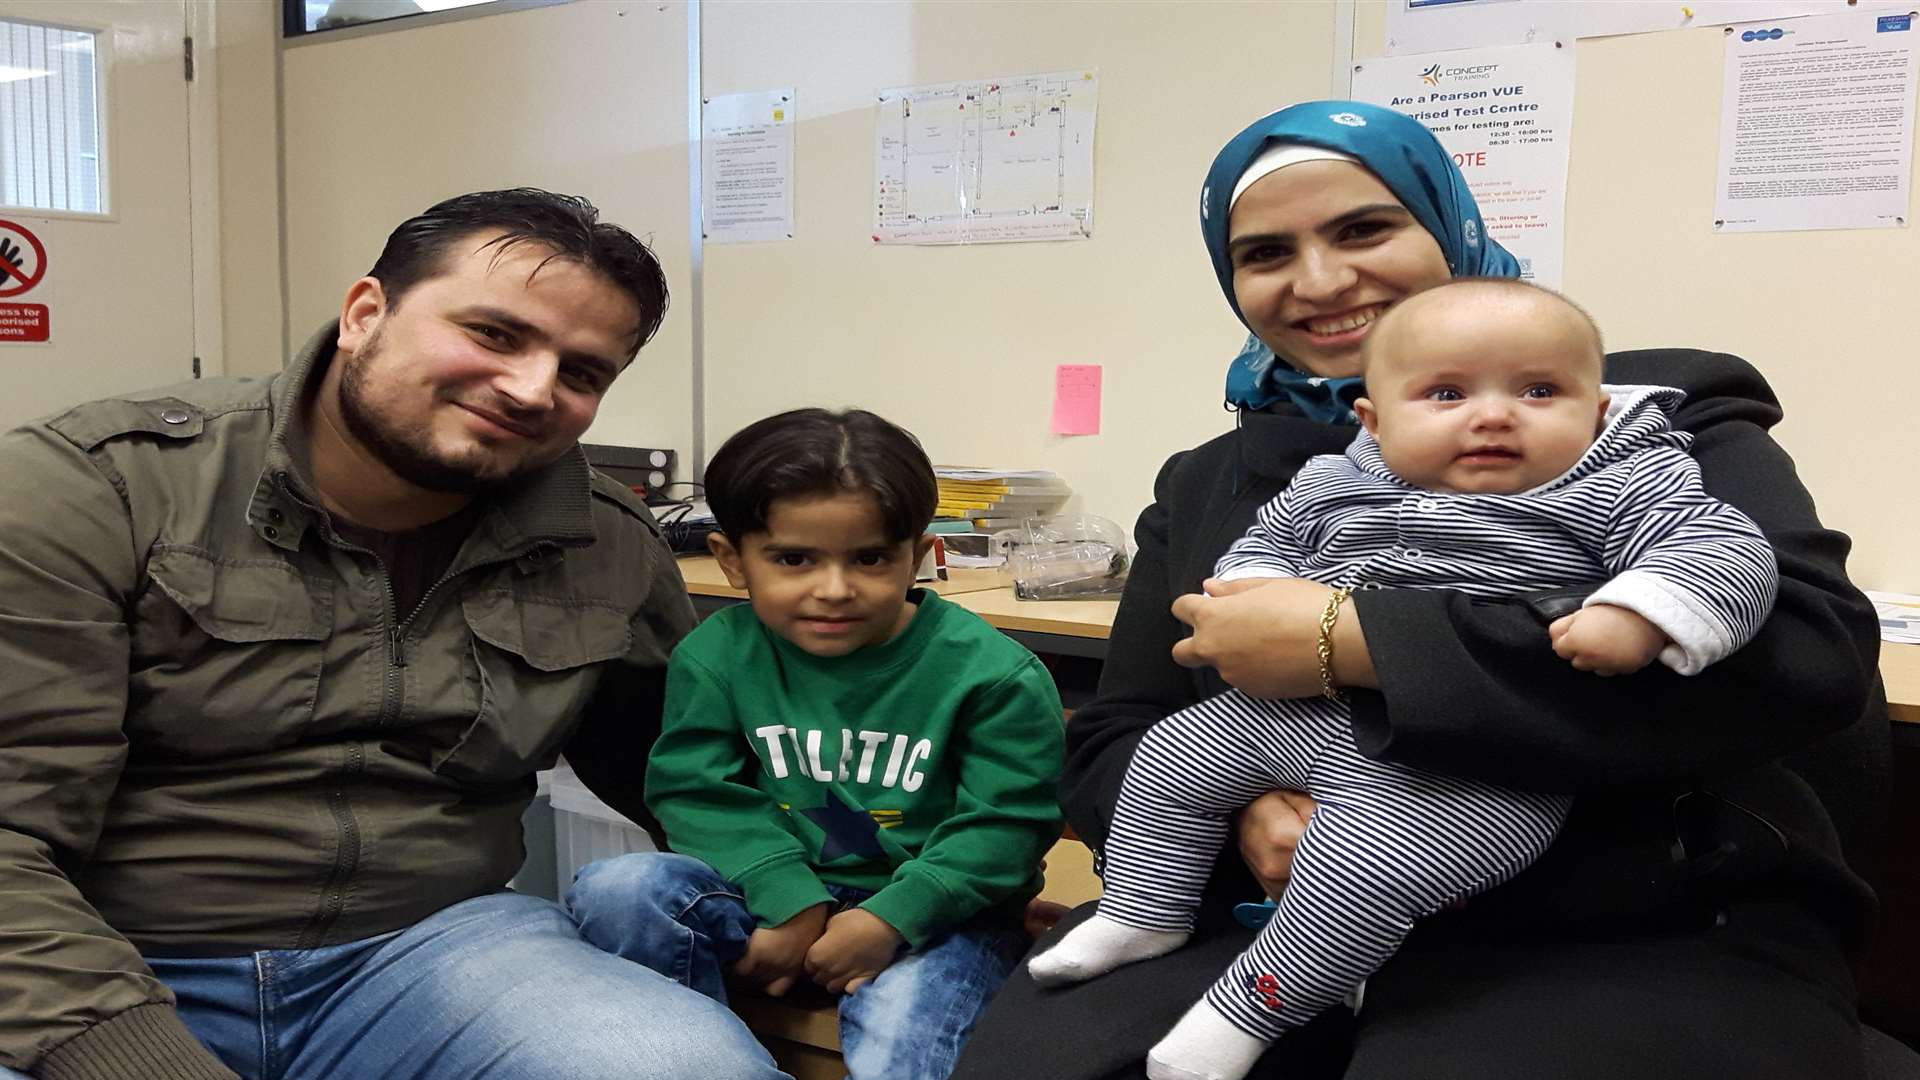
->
[[1235, 790, 1318, 899], [1170, 577, 1377, 698]]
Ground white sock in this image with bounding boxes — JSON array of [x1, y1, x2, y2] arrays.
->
[[1026, 914, 1188, 987], [1145, 1000, 1271, 1080]]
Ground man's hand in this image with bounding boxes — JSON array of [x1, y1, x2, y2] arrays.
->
[[1170, 577, 1377, 698], [804, 907, 904, 995], [731, 902, 829, 997], [1549, 604, 1668, 677], [1234, 789, 1318, 899]]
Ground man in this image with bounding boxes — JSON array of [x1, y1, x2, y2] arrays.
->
[[0, 190, 788, 1080]]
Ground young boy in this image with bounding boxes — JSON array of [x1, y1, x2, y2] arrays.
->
[[1028, 279, 1780, 1080], [568, 408, 1065, 1080]]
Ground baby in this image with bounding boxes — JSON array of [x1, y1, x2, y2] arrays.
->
[[1028, 278, 1780, 1080]]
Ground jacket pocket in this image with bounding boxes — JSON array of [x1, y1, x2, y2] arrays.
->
[[438, 587, 633, 783], [131, 544, 332, 756]]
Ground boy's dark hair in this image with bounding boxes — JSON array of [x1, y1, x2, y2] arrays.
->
[[368, 188, 670, 359], [705, 408, 937, 544]]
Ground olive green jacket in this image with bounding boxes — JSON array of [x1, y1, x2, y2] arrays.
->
[[0, 326, 695, 1079]]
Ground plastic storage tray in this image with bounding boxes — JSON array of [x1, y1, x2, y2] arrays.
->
[[548, 762, 656, 890]]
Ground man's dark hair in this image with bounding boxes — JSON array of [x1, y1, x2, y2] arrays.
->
[[705, 408, 937, 544], [368, 188, 670, 358]]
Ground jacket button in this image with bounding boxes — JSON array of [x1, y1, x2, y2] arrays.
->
[[263, 525, 280, 541], [267, 508, 285, 524], [160, 408, 190, 425]]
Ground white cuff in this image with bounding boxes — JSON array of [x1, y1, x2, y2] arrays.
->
[[1584, 570, 1735, 676]]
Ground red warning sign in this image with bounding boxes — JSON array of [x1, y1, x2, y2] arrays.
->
[[0, 303, 48, 342], [0, 220, 49, 341], [0, 221, 47, 297]]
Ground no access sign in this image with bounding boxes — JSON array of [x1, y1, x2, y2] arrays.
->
[[0, 219, 50, 343]]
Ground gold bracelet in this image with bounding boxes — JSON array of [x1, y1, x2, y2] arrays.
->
[[1317, 586, 1354, 701]]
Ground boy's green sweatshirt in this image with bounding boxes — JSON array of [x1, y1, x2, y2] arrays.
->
[[646, 590, 1064, 949]]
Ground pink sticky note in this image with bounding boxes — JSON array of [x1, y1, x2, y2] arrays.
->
[[1051, 364, 1102, 435]]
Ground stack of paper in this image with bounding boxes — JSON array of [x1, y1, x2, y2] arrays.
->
[[1869, 590, 1920, 645], [933, 468, 1072, 531]]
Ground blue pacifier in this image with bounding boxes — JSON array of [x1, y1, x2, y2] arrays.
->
[[1232, 898, 1277, 929]]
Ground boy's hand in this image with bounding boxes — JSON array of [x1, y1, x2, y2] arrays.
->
[[804, 907, 904, 995], [1548, 604, 1668, 676], [732, 902, 829, 997]]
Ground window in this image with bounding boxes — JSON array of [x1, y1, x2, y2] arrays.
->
[[0, 19, 102, 215], [285, 0, 518, 38]]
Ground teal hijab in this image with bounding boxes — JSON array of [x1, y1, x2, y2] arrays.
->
[[1203, 101, 1521, 422]]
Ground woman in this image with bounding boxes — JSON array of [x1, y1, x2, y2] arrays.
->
[[952, 101, 1886, 1080]]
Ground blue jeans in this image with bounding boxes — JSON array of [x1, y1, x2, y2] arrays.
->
[[1, 891, 789, 1080], [568, 852, 1029, 1080]]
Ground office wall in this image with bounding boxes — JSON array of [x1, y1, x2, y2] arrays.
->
[[277, 0, 694, 461], [252, 0, 1914, 589], [213, 0, 282, 376], [1351, 1, 1918, 589], [701, 0, 1338, 550]]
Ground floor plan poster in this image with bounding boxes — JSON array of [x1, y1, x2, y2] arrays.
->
[[873, 70, 1098, 245]]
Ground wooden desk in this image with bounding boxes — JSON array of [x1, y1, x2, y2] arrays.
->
[[943, 595, 1920, 723], [677, 555, 1920, 722], [675, 555, 1008, 601], [946, 587, 1118, 659], [1886, 643, 1920, 726], [675, 553, 1120, 659]]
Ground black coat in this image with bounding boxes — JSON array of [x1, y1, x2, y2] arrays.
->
[[964, 349, 1887, 1079]]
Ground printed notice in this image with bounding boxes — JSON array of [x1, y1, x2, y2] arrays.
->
[[703, 89, 795, 243], [1385, 0, 1851, 56], [1050, 364, 1101, 435], [1715, 11, 1917, 232], [873, 70, 1098, 245], [1353, 43, 1576, 286], [1869, 590, 1920, 644]]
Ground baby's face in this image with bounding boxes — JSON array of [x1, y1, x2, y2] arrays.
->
[[1354, 296, 1608, 494]]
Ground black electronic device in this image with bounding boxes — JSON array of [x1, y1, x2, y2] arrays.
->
[[582, 443, 679, 504]]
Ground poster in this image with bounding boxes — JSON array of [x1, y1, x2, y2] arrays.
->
[[703, 89, 795, 244], [1385, 0, 1853, 56], [873, 70, 1098, 245], [1352, 43, 1576, 286], [1714, 10, 1916, 232], [0, 219, 50, 344]]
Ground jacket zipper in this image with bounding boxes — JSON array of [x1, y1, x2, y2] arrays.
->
[[278, 486, 561, 943], [295, 740, 365, 949]]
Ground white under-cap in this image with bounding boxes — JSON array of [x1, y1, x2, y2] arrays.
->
[[1229, 143, 1363, 212]]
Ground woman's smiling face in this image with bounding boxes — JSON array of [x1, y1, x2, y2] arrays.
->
[[1227, 159, 1451, 380]]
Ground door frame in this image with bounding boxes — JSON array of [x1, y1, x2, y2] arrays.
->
[[187, 0, 223, 377]]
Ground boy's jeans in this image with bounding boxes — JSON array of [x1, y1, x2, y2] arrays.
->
[[2, 891, 788, 1080], [568, 852, 1029, 1080]]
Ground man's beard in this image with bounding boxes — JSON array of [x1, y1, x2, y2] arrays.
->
[[336, 329, 536, 497]]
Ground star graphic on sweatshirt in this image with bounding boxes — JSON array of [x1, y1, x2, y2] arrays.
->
[[799, 790, 886, 862]]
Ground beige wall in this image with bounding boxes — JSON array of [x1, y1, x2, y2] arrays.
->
[[213, 0, 283, 376], [277, 0, 695, 463], [222, 0, 1916, 589], [1352, 1, 1919, 589], [702, 0, 1336, 553]]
